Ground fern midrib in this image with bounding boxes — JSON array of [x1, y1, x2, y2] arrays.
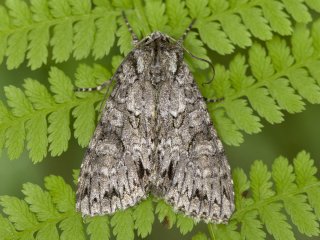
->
[[232, 181, 320, 220], [13, 210, 76, 238], [211, 53, 320, 111], [0, 9, 118, 38], [0, 94, 101, 131]]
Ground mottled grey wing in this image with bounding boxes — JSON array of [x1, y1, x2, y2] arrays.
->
[[76, 60, 155, 216], [155, 63, 234, 223]]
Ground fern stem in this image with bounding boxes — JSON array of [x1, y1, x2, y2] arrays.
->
[[232, 181, 320, 220], [211, 56, 320, 111], [208, 223, 216, 240], [1, 10, 119, 39], [15, 211, 76, 239]]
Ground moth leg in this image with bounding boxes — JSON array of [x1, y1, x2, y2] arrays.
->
[[122, 11, 139, 46]]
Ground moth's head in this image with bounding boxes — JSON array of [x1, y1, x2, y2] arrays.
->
[[141, 31, 171, 45]]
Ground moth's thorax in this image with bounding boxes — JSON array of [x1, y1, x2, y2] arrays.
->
[[144, 31, 170, 43], [133, 32, 183, 84]]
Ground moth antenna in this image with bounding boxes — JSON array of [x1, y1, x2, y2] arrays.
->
[[187, 48, 215, 86], [97, 80, 115, 118], [175, 20, 215, 85], [74, 82, 109, 92], [121, 11, 139, 45], [179, 19, 196, 42], [74, 78, 115, 118], [174, 39, 215, 85]]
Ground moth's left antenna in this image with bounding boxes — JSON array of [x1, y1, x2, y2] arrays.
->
[[122, 11, 139, 45]]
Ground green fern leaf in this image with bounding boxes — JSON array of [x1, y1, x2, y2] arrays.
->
[[198, 21, 234, 55], [0, 0, 318, 69], [240, 210, 265, 240], [116, 18, 133, 55], [86, 215, 110, 240], [155, 199, 176, 228], [111, 209, 135, 240], [260, 0, 292, 36], [306, 0, 320, 11], [224, 99, 261, 134], [232, 168, 250, 209], [60, 215, 86, 240], [23, 78, 55, 110], [27, 24, 49, 70], [186, 0, 210, 19], [1, 20, 320, 159], [49, 67, 75, 103], [145, 0, 168, 32], [267, 78, 305, 114], [211, 108, 243, 146], [292, 24, 314, 61], [0, 152, 320, 239], [239, 7, 272, 40], [133, 197, 154, 238], [49, 0, 73, 62], [272, 156, 319, 236], [211, 221, 241, 240], [0, 214, 17, 240], [249, 43, 274, 80], [282, 0, 311, 23], [166, 0, 189, 37], [294, 151, 320, 218], [250, 161, 274, 201], [219, 13, 251, 48], [72, 102, 96, 147], [0, 6, 9, 65], [44, 175, 75, 212], [22, 183, 60, 221], [260, 203, 295, 240], [176, 214, 194, 235], [0, 196, 38, 231], [4, 85, 33, 117], [48, 109, 71, 156], [73, 17, 95, 60], [36, 223, 59, 240], [5, 121, 25, 160], [92, 12, 117, 59], [287, 68, 320, 104]]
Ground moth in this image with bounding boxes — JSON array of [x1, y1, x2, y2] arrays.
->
[[76, 13, 234, 223]]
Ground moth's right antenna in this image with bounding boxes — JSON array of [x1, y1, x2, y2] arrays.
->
[[176, 19, 215, 86], [122, 11, 139, 45], [178, 19, 196, 42]]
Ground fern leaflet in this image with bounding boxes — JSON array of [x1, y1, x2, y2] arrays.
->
[[0, 151, 319, 240]]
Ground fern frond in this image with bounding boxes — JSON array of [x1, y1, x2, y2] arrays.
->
[[0, 0, 319, 69], [2, 17, 320, 162], [227, 151, 320, 240], [0, 151, 319, 240], [205, 20, 320, 146], [0, 64, 109, 162]]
